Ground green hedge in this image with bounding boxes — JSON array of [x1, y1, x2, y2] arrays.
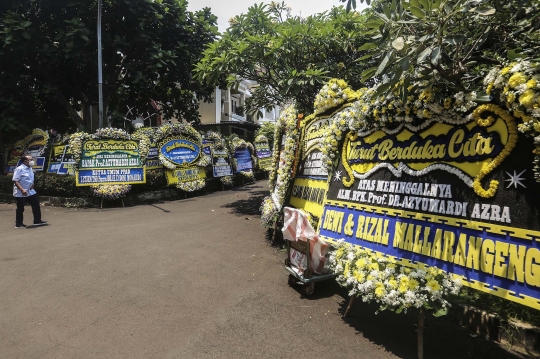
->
[[0, 174, 13, 195], [1, 168, 266, 198], [0, 173, 93, 197]]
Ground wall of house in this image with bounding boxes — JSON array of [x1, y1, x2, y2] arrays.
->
[[198, 101, 217, 125], [198, 92, 217, 125]]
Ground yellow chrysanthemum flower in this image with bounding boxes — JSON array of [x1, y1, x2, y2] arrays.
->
[[501, 64, 515, 75], [486, 83, 494, 95], [506, 92, 516, 103], [508, 72, 528, 88], [356, 258, 367, 268], [344, 262, 351, 277], [398, 282, 409, 293], [375, 283, 385, 297], [519, 89, 537, 108], [526, 79, 537, 89], [426, 279, 441, 292], [354, 270, 365, 283], [408, 279, 419, 290]]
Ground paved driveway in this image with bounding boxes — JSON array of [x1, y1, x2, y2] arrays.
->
[[0, 181, 529, 359]]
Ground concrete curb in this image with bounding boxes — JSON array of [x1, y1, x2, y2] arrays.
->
[[0, 189, 192, 208]]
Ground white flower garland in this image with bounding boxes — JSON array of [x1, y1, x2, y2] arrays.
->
[[314, 79, 360, 115], [229, 135, 257, 174], [154, 123, 207, 192], [262, 104, 300, 226], [176, 179, 206, 192], [484, 59, 540, 181], [320, 78, 480, 174], [352, 163, 474, 187], [329, 240, 462, 314], [67, 128, 151, 198], [206, 131, 234, 186], [92, 184, 131, 200], [254, 134, 272, 171]]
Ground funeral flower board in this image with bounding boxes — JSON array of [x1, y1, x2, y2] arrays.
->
[[159, 136, 206, 185], [318, 112, 540, 310], [233, 147, 253, 173], [145, 143, 161, 170], [290, 116, 331, 220], [254, 135, 273, 171], [47, 144, 76, 175], [211, 147, 233, 177], [4, 128, 49, 173], [75, 139, 145, 186]]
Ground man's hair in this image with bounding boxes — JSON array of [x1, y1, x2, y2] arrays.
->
[[20, 155, 30, 162]]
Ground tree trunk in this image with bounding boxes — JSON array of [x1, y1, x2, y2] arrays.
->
[[57, 92, 86, 131]]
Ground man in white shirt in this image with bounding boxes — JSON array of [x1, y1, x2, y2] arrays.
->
[[13, 155, 47, 228]]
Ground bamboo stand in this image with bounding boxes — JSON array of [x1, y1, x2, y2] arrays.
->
[[343, 295, 356, 317], [418, 309, 424, 359], [271, 218, 279, 245], [100, 198, 124, 209]]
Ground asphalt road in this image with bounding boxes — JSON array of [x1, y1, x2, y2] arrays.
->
[[0, 181, 531, 359]]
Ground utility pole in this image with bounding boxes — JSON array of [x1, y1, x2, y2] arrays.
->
[[97, 0, 104, 128]]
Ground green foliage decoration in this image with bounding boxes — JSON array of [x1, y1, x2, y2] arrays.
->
[[195, 3, 374, 114]]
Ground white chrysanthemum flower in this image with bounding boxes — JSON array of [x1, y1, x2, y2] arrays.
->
[[511, 62, 524, 73]]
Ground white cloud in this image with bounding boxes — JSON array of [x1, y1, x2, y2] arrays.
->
[[187, 0, 368, 33]]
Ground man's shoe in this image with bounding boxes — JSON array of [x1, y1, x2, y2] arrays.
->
[[33, 221, 48, 226], [15, 224, 27, 229]]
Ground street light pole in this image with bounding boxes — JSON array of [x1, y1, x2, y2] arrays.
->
[[97, 0, 104, 128]]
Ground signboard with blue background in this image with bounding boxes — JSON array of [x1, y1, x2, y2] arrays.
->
[[234, 148, 253, 173]]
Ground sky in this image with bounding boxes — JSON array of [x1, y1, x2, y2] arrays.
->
[[187, 0, 368, 33]]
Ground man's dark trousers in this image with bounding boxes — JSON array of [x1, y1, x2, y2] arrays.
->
[[16, 194, 41, 225]]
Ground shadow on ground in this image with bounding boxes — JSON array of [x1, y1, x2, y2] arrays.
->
[[334, 289, 532, 359], [221, 190, 268, 216]]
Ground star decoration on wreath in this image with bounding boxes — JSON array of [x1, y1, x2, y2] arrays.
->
[[505, 169, 527, 189], [333, 170, 342, 182]]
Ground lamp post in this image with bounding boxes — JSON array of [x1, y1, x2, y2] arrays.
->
[[97, 0, 104, 128]]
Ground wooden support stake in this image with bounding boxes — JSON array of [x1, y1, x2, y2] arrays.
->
[[271, 218, 278, 245], [100, 198, 104, 209], [344, 295, 356, 317], [418, 308, 424, 359]]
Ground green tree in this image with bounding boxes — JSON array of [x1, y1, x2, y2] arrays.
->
[[0, 0, 218, 131], [195, 2, 372, 114], [0, 64, 72, 145], [340, 0, 540, 100], [255, 121, 276, 148]]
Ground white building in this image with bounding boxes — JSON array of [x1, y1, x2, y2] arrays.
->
[[197, 80, 279, 141]]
